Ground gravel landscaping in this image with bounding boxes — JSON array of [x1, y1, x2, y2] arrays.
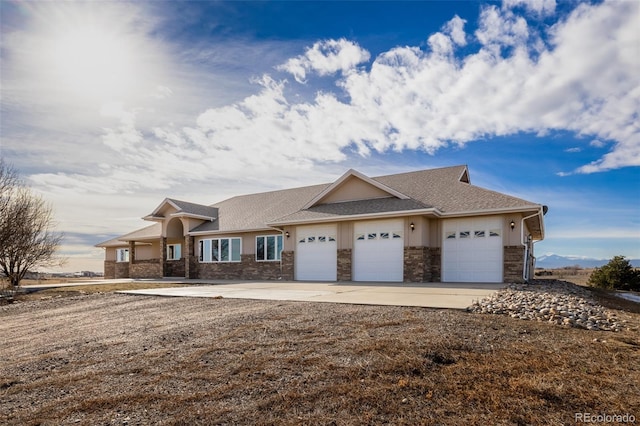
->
[[468, 280, 629, 332]]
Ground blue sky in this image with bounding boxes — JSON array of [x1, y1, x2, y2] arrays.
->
[[1, 0, 638, 272]]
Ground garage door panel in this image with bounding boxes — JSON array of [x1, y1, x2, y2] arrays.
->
[[295, 225, 337, 281], [442, 217, 503, 283], [353, 219, 404, 282]]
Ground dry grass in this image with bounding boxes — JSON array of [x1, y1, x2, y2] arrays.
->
[[536, 268, 594, 286], [1, 292, 639, 425], [9, 282, 191, 301]]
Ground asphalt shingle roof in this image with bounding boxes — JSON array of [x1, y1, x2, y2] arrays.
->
[[166, 199, 218, 219], [96, 223, 161, 247], [100, 165, 543, 244], [373, 167, 537, 213]]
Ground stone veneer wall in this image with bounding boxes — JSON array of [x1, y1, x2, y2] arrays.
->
[[403, 247, 442, 282], [404, 246, 428, 282], [428, 247, 441, 282], [165, 259, 186, 278], [281, 251, 294, 281], [114, 261, 130, 279], [130, 259, 162, 279], [104, 261, 116, 279], [337, 249, 352, 281], [187, 256, 198, 279], [196, 254, 282, 280], [185, 237, 197, 279], [504, 245, 525, 283]]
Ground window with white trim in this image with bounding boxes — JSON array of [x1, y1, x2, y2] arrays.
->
[[256, 235, 283, 261], [116, 248, 129, 263], [199, 238, 241, 262], [167, 244, 182, 260]]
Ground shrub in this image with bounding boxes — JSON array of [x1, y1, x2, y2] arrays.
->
[[587, 256, 640, 291]]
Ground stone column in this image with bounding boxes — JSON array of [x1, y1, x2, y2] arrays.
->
[[504, 245, 525, 283], [337, 249, 352, 281], [404, 246, 428, 282], [185, 236, 197, 279], [129, 241, 136, 265], [281, 251, 294, 281], [161, 237, 167, 277], [428, 247, 441, 282]]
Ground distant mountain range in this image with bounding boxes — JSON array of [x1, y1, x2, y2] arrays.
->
[[536, 254, 640, 269]]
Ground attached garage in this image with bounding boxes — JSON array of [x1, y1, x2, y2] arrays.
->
[[295, 224, 337, 281], [442, 217, 503, 283], [353, 219, 404, 282]]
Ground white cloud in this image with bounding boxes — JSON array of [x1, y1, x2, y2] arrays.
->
[[445, 15, 468, 47], [564, 147, 581, 153], [23, 0, 639, 205], [277, 38, 371, 83], [503, 0, 556, 16], [80, 0, 638, 194], [589, 139, 605, 148], [475, 5, 529, 47]]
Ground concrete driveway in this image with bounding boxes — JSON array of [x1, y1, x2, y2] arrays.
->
[[119, 280, 504, 309]]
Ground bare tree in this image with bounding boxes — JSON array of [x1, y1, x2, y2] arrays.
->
[[0, 160, 64, 287]]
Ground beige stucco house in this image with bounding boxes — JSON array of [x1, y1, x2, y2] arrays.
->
[[96, 165, 546, 283]]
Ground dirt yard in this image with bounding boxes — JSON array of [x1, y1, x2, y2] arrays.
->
[[1, 291, 639, 425]]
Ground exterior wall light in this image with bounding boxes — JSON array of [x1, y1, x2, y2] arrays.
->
[[510, 220, 515, 231], [285, 231, 290, 238], [410, 222, 415, 231]]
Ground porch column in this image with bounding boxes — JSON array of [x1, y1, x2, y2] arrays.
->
[[129, 241, 135, 264], [161, 237, 167, 277], [184, 236, 195, 279]]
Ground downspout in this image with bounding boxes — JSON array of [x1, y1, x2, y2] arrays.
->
[[521, 209, 542, 282]]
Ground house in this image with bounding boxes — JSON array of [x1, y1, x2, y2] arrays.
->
[[96, 165, 546, 283]]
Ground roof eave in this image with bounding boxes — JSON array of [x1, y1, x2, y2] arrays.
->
[[170, 212, 216, 221], [95, 240, 154, 247], [188, 226, 280, 236], [267, 208, 442, 226], [440, 205, 543, 218], [119, 236, 159, 242]]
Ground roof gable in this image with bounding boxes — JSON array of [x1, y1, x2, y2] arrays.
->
[[143, 198, 217, 221], [302, 169, 409, 209]]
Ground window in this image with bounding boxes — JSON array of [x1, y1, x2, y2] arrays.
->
[[307, 236, 316, 243], [489, 229, 501, 237], [367, 233, 377, 240], [256, 235, 283, 261], [318, 236, 326, 242], [474, 230, 485, 238], [116, 248, 129, 262], [446, 232, 456, 239], [380, 232, 389, 239], [199, 238, 241, 262], [460, 231, 470, 239], [392, 232, 402, 239], [167, 244, 181, 260], [356, 234, 365, 241]]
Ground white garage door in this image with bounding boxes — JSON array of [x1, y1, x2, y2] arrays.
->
[[353, 219, 404, 282], [442, 217, 503, 283], [295, 224, 337, 281]]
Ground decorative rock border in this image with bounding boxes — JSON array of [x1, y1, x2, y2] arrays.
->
[[468, 280, 624, 332]]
